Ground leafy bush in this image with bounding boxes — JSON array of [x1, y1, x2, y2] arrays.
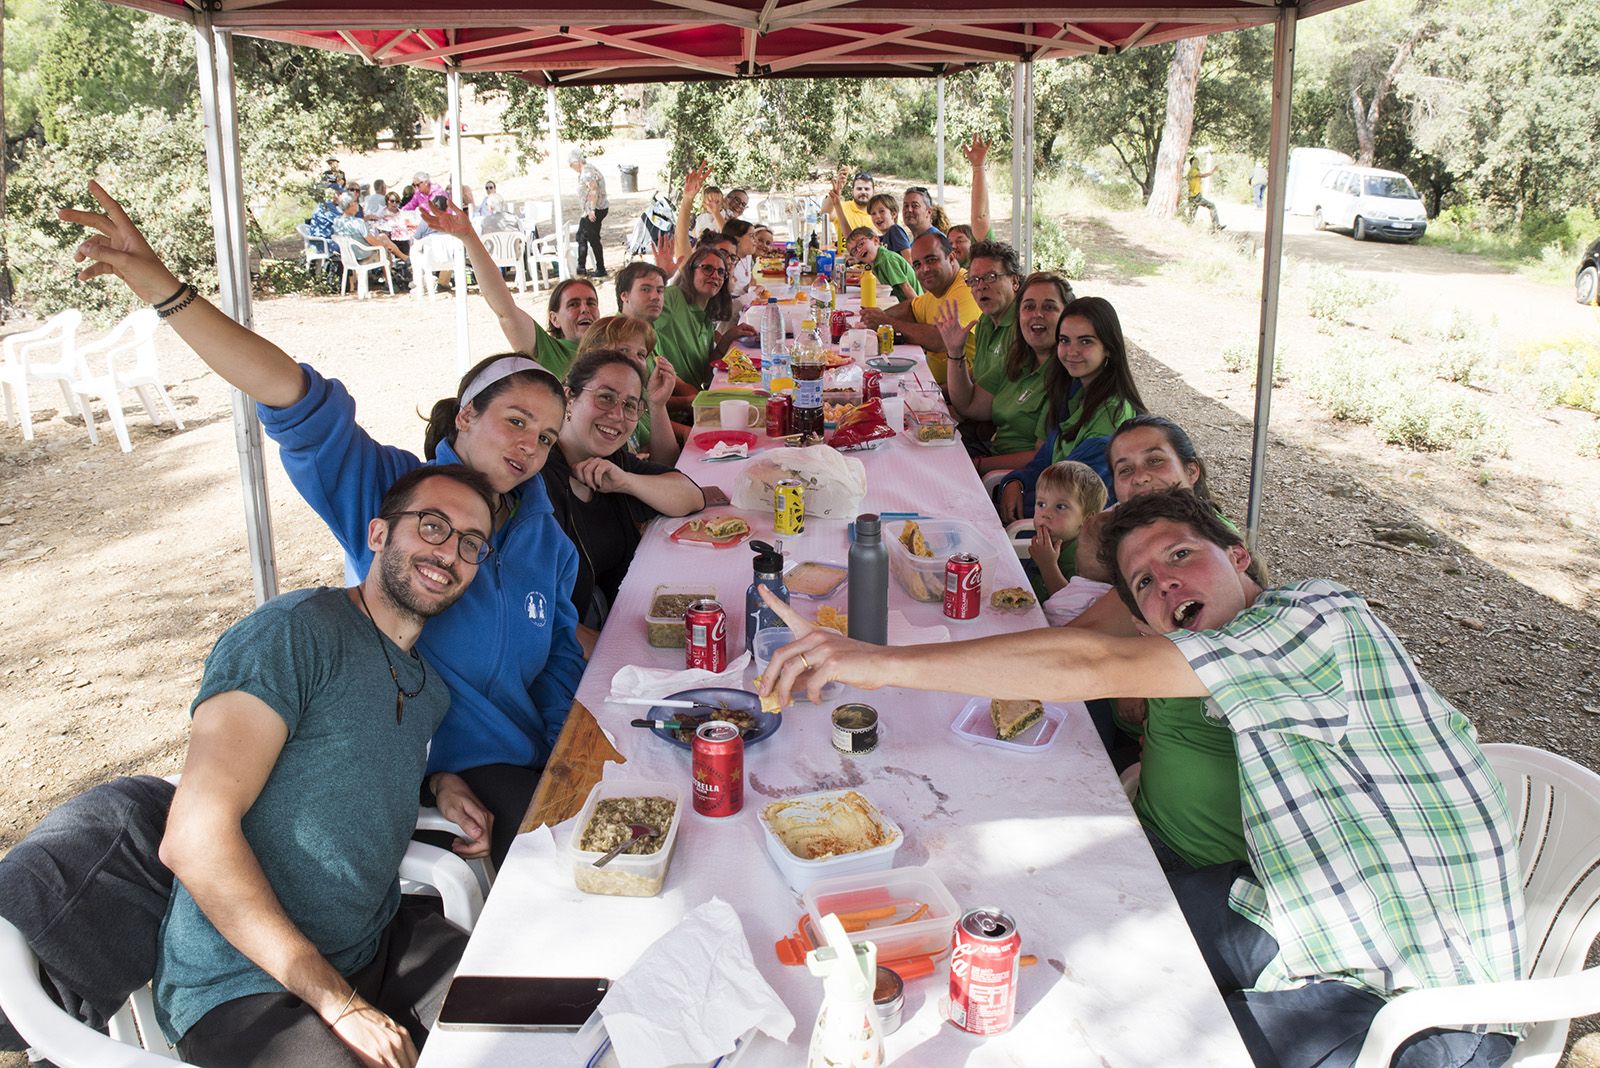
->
[[1504, 337, 1600, 414], [1032, 215, 1086, 278], [1577, 423, 1600, 459], [1301, 342, 1382, 422], [1221, 342, 1250, 374], [1372, 385, 1487, 451], [1305, 267, 1386, 322], [1431, 337, 1489, 386], [255, 258, 332, 297]]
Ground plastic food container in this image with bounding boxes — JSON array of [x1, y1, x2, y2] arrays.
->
[[949, 696, 1068, 751], [884, 518, 998, 603], [645, 583, 717, 648], [782, 560, 848, 600], [758, 789, 903, 892], [567, 778, 686, 897], [803, 866, 960, 963]]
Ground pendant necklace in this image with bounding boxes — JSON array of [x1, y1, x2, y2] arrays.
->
[[354, 584, 425, 724]]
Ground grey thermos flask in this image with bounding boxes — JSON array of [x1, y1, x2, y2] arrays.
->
[[848, 513, 889, 644]]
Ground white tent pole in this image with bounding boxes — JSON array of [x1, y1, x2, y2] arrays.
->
[[448, 67, 470, 377], [1245, 5, 1299, 546], [546, 85, 570, 280], [935, 74, 946, 210], [1009, 61, 1024, 249], [1022, 58, 1035, 274], [194, 15, 277, 605]]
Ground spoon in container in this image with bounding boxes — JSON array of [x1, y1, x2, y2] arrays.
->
[[592, 823, 659, 868]]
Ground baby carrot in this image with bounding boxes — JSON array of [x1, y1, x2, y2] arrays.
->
[[835, 905, 898, 931], [892, 903, 931, 925]]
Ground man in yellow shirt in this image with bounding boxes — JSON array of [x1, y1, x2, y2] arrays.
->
[[825, 169, 876, 247], [858, 231, 979, 388]]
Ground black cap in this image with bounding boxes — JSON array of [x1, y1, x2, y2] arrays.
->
[[855, 513, 881, 536], [751, 539, 784, 574]]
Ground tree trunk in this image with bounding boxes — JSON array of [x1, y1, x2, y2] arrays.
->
[[1145, 37, 1207, 219], [1350, 24, 1427, 168]]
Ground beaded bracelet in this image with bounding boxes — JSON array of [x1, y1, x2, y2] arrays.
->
[[151, 280, 190, 311], [156, 285, 199, 320]]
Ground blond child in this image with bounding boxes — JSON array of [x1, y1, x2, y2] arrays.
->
[[1027, 461, 1108, 623]]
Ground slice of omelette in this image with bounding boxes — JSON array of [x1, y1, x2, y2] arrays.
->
[[898, 520, 932, 558], [990, 699, 1045, 741]]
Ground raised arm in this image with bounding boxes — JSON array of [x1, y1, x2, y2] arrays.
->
[[420, 200, 543, 355], [935, 299, 987, 417], [162, 692, 417, 1067], [674, 164, 710, 261], [963, 136, 992, 242], [64, 181, 307, 408]]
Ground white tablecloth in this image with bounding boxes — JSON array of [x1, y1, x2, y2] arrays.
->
[[419, 319, 1251, 1067]]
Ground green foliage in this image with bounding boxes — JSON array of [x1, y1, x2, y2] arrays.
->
[[255, 258, 332, 297], [1298, 336, 1493, 452], [655, 79, 851, 188], [1221, 342, 1250, 374], [1031, 216, 1086, 278], [474, 76, 623, 168], [1505, 337, 1600, 414], [35, 0, 191, 143], [4, 0, 59, 136], [1576, 423, 1600, 459], [1305, 266, 1386, 322]]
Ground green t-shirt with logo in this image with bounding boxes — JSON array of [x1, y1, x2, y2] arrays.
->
[[871, 248, 921, 297], [655, 285, 716, 388], [971, 302, 1017, 396], [988, 354, 1051, 455]]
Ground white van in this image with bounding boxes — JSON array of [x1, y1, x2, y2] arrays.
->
[[1313, 166, 1428, 242]]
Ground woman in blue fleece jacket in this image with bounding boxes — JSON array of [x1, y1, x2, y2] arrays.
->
[[65, 182, 585, 867]]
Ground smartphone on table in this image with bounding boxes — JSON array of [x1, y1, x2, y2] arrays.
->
[[436, 975, 611, 1033]]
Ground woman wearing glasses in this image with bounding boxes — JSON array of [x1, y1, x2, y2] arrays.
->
[[656, 244, 756, 393], [543, 350, 706, 654], [64, 183, 585, 868]]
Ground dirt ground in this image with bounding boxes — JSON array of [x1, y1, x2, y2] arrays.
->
[[4, 129, 1600, 1058]]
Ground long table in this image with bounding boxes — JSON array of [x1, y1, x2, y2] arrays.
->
[[418, 321, 1251, 1067]]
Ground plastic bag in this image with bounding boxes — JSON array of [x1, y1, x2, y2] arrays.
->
[[732, 446, 867, 520], [828, 399, 895, 452]]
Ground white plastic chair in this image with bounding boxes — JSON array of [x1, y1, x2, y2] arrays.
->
[[294, 223, 331, 274], [70, 309, 186, 453], [482, 230, 529, 292], [409, 233, 461, 300], [1351, 743, 1600, 1068], [333, 235, 395, 299], [1, 309, 86, 441], [0, 839, 482, 1068], [415, 807, 496, 899], [1004, 518, 1034, 560]]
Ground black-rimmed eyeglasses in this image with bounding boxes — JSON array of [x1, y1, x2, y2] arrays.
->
[[384, 510, 493, 564]]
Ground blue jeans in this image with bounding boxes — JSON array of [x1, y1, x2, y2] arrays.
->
[[1168, 862, 1516, 1068]]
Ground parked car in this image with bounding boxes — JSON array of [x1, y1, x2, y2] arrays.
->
[[1576, 236, 1600, 305], [1312, 166, 1428, 242]]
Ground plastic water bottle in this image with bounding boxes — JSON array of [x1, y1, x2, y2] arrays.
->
[[760, 298, 787, 390]]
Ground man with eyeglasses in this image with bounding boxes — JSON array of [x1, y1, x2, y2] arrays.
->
[[154, 465, 495, 1068], [845, 226, 919, 304], [825, 169, 876, 248], [858, 230, 979, 388], [724, 188, 749, 221]]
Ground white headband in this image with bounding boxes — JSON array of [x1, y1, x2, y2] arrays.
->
[[459, 356, 540, 410]]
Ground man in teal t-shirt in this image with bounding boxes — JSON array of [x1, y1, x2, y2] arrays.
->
[[155, 466, 494, 1067]]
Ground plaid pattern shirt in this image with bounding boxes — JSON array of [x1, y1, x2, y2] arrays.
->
[[1169, 580, 1524, 1002]]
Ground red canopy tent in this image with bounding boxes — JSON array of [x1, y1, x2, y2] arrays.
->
[[103, 0, 1350, 602]]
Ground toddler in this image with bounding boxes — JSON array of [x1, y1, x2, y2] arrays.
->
[[1027, 460, 1109, 624]]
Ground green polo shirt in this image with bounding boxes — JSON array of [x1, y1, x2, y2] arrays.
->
[[871, 248, 921, 297], [532, 324, 578, 382], [655, 286, 716, 388], [1053, 392, 1138, 465], [971, 302, 1017, 395], [988, 355, 1050, 455]]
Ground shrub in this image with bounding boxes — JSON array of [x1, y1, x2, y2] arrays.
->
[[1032, 214, 1087, 279], [1305, 266, 1385, 322], [1431, 337, 1489, 386], [1505, 337, 1600, 414], [1372, 384, 1487, 451], [1577, 423, 1600, 459], [1221, 342, 1250, 374], [255, 258, 332, 297], [1301, 342, 1382, 422]]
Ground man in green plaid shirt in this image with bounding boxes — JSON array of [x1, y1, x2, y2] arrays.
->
[[756, 487, 1526, 1068]]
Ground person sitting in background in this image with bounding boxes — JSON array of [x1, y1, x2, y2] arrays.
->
[[858, 230, 977, 388], [332, 192, 409, 264], [542, 349, 704, 654], [154, 465, 492, 1067], [473, 181, 498, 220], [997, 297, 1148, 521], [845, 227, 919, 304], [402, 172, 440, 212], [1028, 459, 1106, 606], [657, 245, 756, 400], [617, 262, 668, 323], [363, 180, 389, 218], [867, 193, 913, 254], [723, 219, 757, 298], [753, 226, 775, 257], [384, 190, 401, 213], [723, 188, 749, 222], [825, 169, 876, 246], [576, 315, 680, 463], [306, 190, 340, 241], [901, 186, 949, 241], [948, 225, 976, 267], [477, 194, 522, 235]]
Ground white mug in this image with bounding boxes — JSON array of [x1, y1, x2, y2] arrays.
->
[[719, 399, 754, 429]]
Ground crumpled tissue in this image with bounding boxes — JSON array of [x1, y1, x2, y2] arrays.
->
[[609, 653, 754, 703], [590, 898, 795, 1068]]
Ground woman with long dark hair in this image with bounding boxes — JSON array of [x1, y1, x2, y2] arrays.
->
[[65, 183, 585, 868], [997, 296, 1147, 522]]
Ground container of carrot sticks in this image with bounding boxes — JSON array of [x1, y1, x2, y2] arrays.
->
[[801, 866, 960, 964]]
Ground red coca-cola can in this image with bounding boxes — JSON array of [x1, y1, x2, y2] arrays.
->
[[829, 309, 850, 344], [948, 906, 1022, 1035], [765, 393, 791, 438], [862, 369, 882, 402], [684, 599, 727, 671], [943, 553, 982, 621], [692, 720, 744, 817]]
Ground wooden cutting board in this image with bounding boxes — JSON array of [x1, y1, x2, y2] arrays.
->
[[519, 700, 626, 833]]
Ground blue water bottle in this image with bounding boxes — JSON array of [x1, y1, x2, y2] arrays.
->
[[745, 540, 790, 653]]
